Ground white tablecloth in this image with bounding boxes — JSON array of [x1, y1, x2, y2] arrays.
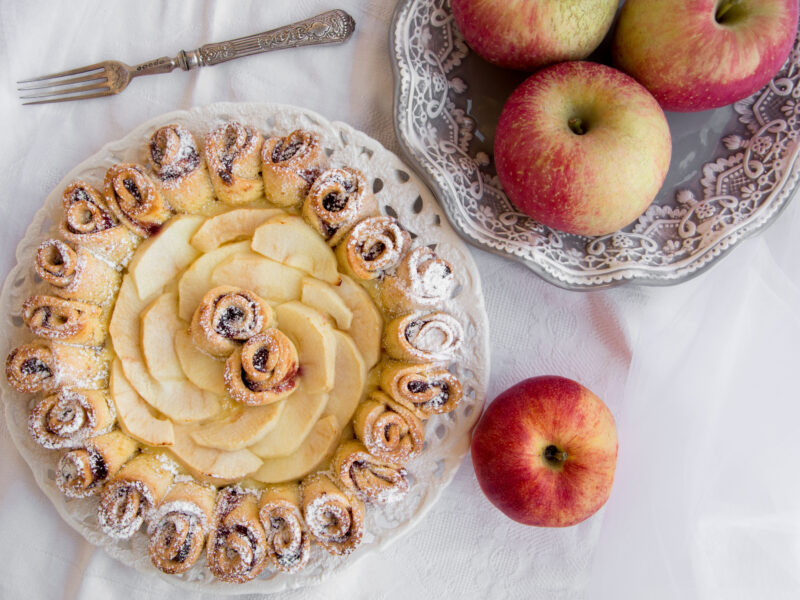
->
[[1, 1, 799, 598]]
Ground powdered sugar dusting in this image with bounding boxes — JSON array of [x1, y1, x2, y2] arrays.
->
[[98, 479, 156, 540]]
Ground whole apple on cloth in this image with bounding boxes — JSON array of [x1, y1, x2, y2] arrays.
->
[[613, 0, 799, 112], [450, 0, 618, 70], [494, 61, 672, 237], [471, 376, 618, 527]]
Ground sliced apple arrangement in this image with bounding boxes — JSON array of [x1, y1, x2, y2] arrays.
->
[[4, 121, 467, 583], [108, 210, 373, 485]]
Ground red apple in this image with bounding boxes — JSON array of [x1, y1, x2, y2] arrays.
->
[[613, 0, 799, 112], [494, 61, 672, 236], [471, 376, 617, 527], [450, 0, 618, 70]]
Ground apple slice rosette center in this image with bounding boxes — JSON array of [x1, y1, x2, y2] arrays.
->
[[109, 207, 374, 486]]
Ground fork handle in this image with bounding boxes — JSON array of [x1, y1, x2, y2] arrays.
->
[[132, 9, 355, 77], [194, 9, 355, 66]]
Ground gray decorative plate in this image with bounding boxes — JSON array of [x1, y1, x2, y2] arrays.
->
[[392, 0, 800, 289]]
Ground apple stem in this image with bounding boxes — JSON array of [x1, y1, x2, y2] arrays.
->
[[715, 0, 742, 23], [568, 117, 585, 135]]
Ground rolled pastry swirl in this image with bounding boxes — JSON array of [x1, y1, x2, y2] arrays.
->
[[302, 167, 379, 246], [258, 483, 311, 573], [104, 163, 172, 237], [206, 487, 268, 583], [383, 311, 463, 364], [261, 129, 327, 207], [148, 124, 216, 214], [380, 360, 463, 419], [353, 391, 425, 465], [35, 240, 121, 305], [332, 439, 409, 504], [60, 180, 139, 266], [6, 341, 111, 394], [204, 121, 265, 206], [28, 388, 114, 449], [98, 452, 175, 540], [148, 481, 216, 575], [335, 216, 411, 280], [22, 295, 107, 346], [190, 286, 273, 357], [301, 473, 365, 556], [380, 246, 456, 314], [224, 329, 298, 406], [55, 429, 138, 498]]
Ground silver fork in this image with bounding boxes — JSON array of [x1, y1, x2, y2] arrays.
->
[[17, 9, 355, 106]]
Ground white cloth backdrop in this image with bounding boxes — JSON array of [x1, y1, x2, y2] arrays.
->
[[1, 1, 799, 598]]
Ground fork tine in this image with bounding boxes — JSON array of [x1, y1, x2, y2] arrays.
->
[[17, 62, 106, 84], [19, 81, 110, 100], [17, 72, 108, 91], [22, 90, 115, 106]]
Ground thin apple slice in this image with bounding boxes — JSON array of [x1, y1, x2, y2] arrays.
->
[[251, 215, 339, 284], [110, 277, 221, 422], [174, 330, 227, 395], [212, 252, 305, 304], [301, 278, 353, 330], [178, 240, 250, 321], [140, 291, 185, 381], [190, 208, 284, 252], [109, 359, 174, 446], [275, 301, 336, 392], [128, 215, 204, 301], [248, 387, 329, 458], [170, 426, 262, 483], [324, 331, 366, 428], [251, 415, 340, 483], [191, 401, 286, 451], [334, 275, 383, 368]]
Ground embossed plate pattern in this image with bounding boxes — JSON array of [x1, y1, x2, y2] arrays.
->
[[392, 0, 800, 289]]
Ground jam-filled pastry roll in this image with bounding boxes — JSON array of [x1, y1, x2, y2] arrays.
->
[[60, 181, 140, 267], [335, 216, 411, 280], [257, 482, 311, 573], [55, 429, 138, 498], [206, 487, 268, 583], [190, 286, 273, 357], [332, 439, 409, 504], [301, 472, 365, 556], [204, 121, 265, 206], [35, 240, 121, 306], [148, 481, 217, 575], [379, 360, 463, 419], [261, 129, 327, 208], [225, 330, 298, 406], [383, 311, 463, 364], [353, 391, 425, 466], [98, 452, 176, 540], [302, 167, 379, 246], [148, 124, 216, 214], [6, 340, 111, 394], [380, 246, 456, 314], [103, 163, 172, 237], [28, 388, 114, 450], [22, 295, 107, 346]]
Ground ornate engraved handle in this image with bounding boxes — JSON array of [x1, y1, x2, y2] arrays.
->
[[195, 10, 355, 67], [130, 10, 355, 77]]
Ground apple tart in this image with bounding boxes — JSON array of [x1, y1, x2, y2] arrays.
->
[[2, 108, 486, 591]]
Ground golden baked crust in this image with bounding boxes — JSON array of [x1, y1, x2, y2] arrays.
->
[[5, 121, 467, 583]]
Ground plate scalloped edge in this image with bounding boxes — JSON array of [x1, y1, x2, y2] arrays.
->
[[391, 0, 800, 290], [0, 102, 490, 595]]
